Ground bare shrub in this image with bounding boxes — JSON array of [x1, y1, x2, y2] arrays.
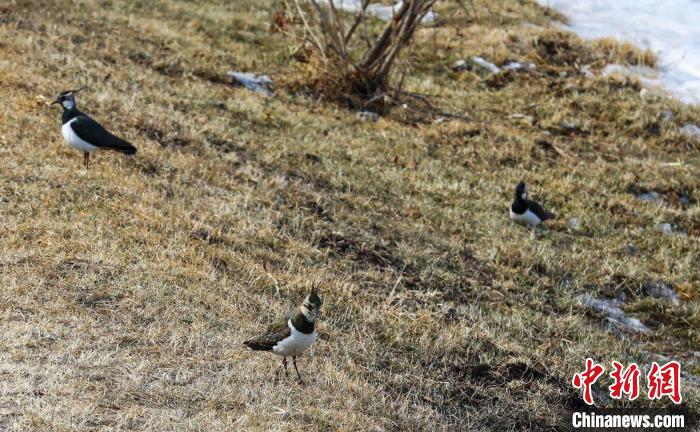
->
[[285, 0, 436, 109]]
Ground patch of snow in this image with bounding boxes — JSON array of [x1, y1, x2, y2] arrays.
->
[[502, 61, 536, 71], [601, 64, 665, 92], [471, 56, 500, 74], [227, 72, 274, 96], [452, 59, 469, 71], [660, 110, 675, 121], [576, 294, 651, 335], [642, 281, 682, 306], [655, 223, 675, 235], [635, 191, 661, 203], [603, 316, 650, 337], [537, 0, 700, 104], [578, 294, 624, 317], [681, 123, 700, 138], [326, 1, 436, 23]]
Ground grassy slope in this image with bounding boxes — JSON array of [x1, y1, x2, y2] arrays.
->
[[0, 0, 698, 430]]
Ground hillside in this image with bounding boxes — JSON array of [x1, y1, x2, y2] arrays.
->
[[0, 1, 699, 430]]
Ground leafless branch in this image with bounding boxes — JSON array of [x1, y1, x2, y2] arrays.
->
[[289, 0, 436, 105]]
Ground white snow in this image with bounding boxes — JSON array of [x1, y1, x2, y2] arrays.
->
[[324, 1, 436, 23], [227, 72, 274, 96], [471, 56, 500, 74], [681, 123, 700, 137], [537, 0, 700, 104], [576, 294, 651, 335], [502, 61, 536, 72]]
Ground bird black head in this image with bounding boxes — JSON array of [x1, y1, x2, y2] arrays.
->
[[301, 283, 323, 321], [51, 87, 84, 110], [515, 181, 528, 200]]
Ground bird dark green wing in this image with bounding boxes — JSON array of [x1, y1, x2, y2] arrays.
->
[[265, 313, 292, 333], [71, 115, 137, 154], [243, 313, 292, 351], [529, 200, 555, 221]]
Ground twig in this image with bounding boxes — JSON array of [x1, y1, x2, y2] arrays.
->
[[343, 0, 369, 45], [363, 91, 387, 109], [399, 91, 472, 121]]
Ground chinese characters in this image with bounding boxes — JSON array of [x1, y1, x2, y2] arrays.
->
[[572, 359, 682, 405]]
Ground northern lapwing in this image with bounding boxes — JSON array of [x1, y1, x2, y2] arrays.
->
[[243, 285, 322, 383], [510, 181, 554, 228], [52, 88, 136, 168]]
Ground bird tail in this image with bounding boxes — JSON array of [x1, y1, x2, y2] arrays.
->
[[111, 139, 137, 155], [243, 339, 271, 351]]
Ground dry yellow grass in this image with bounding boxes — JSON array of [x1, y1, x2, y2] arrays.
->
[[0, 0, 699, 430]]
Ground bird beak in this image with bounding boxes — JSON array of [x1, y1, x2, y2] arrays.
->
[[51, 99, 61, 105]]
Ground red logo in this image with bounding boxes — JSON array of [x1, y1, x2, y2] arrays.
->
[[572, 358, 605, 405], [647, 361, 682, 404], [573, 359, 683, 405], [609, 361, 640, 400]]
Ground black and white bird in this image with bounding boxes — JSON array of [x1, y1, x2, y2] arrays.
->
[[52, 88, 136, 168], [243, 286, 322, 383], [509, 181, 554, 228]]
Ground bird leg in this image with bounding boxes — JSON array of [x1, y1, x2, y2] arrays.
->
[[282, 357, 289, 378], [292, 356, 303, 384], [83, 152, 90, 169]]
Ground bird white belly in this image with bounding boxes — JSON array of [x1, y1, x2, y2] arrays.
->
[[510, 208, 542, 227], [62, 119, 99, 152], [272, 320, 317, 357]]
